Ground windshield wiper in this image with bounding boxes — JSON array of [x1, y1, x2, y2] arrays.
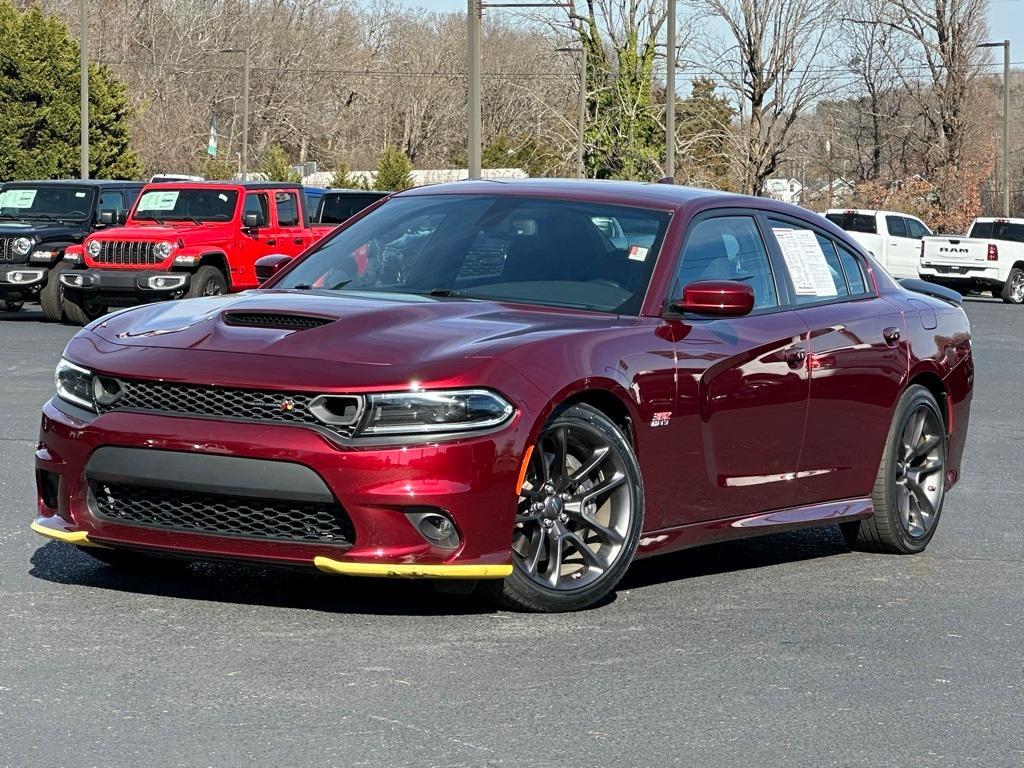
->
[[135, 215, 166, 225], [423, 288, 463, 298]]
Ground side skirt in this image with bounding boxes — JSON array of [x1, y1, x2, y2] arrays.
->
[[633, 497, 873, 559]]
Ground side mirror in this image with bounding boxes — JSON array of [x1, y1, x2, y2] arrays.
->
[[117, 210, 128, 225], [98, 209, 115, 225], [254, 254, 292, 284], [244, 213, 260, 229], [674, 280, 755, 317]]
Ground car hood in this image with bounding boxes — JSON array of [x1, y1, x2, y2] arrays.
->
[[88, 223, 228, 244], [83, 290, 623, 387], [0, 220, 86, 241]]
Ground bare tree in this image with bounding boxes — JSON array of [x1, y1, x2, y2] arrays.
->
[[692, 0, 836, 195]]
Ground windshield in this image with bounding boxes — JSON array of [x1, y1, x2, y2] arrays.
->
[[318, 193, 387, 224], [0, 186, 96, 220], [132, 188, 238, 222], [825, 212, 877, 234], [275, 194, 671, 314]]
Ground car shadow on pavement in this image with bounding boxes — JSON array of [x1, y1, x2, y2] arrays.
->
[[1, 308, 48, 322], [29, 524, 855, 615]]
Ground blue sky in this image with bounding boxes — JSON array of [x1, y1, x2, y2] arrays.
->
[[391, 0, 1023, 72]]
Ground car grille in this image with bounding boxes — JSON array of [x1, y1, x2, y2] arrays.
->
[[223, 312, 334, 330], [91, 240, 160, 265], [89, 480, 355, 544], [95, 378, 362, 439], [0, 238, 18, 261]]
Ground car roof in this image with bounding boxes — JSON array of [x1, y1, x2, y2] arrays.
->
[[2, 179, 143, 188], [140, 181, 304, 192], [397, 178, 740, 210], [322, 189, 389, 196]]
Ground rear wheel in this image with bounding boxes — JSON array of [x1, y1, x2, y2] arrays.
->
[[39, 261, 68, 321], [63, 289, 107, 326], [842, 385, 946, 553], [1000, 267, 1024, 304], [482, 404, 643, 612], [185, 265, 228, 299]]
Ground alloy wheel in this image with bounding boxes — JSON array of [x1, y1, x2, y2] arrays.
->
[[1011, 272, 1024, 303], [513, 422, 633, 591], [894, 404, 945, 539]]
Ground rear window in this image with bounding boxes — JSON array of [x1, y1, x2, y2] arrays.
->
[[319, 193, 387, 225], [825, 212, 877, 234], [969, 221, 1024, 243]]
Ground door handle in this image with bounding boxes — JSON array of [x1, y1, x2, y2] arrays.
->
[[883, 327, 901, 346], [293, 237, 305, 245], [266, 238, 277, 246], [784, 346, 808, 368]]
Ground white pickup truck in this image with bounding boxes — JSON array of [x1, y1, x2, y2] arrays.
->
[[920, 218, 1024, 304], [824, 209, 932, 279]]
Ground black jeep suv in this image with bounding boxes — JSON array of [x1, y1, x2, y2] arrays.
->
[[0, 180, 143, 320]]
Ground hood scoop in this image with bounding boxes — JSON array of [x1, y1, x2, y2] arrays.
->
[[222, 311, 335, 331]]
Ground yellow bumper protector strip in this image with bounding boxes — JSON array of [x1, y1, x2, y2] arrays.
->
[[313, 556, 512, 580], [30, 519, 109, 549]]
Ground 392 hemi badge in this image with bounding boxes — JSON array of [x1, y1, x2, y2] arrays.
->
[[650, 411, 672, 428], [279, 399, 297, 412]]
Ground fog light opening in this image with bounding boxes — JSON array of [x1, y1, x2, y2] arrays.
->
[[405, 508, 461, 550], [36, 469, 60, 512]]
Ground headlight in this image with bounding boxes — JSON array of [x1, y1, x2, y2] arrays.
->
[[54, 358, 95, 411], [13, 237, 33, 256], [360, 389, 514, 436], [86, 240, 101, 257], [154, 241, 175, 259]]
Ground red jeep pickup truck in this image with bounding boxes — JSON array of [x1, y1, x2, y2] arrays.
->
[[60, 182, 322, 324]]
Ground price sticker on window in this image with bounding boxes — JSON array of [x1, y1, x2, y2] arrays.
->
[[773, 228, 837, 297], [137, 190, 180, 211], [0, 189, 37, 208]]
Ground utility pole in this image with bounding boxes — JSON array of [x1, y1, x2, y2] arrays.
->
[[467, 0, 482, 178], [79, 0, 89, 179], [979, 40, 1011, 217], [557, 45, 587, 178], [220, 46, 251, 181], [665, 0, 676, 179]]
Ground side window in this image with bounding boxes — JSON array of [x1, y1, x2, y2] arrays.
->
[[906, 218, 930, 239], [768, 219, 848, 303], [98, 191, 123, 212], [275, 192, 299, 227], [243, 193, 269, 227], [886, 215, 908, 238], [837, 245, 869, 295], [674, 216, 778, 310]]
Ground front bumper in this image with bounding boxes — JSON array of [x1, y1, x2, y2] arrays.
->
[[61, 268, 191, 304], [33, 396, 524, 577], [0, 266, 47, 295]]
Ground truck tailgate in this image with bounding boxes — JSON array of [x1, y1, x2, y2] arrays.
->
[[921, 236, 991, 264]]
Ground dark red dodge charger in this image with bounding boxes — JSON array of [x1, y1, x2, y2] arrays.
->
[[33, 180, 973, 611]]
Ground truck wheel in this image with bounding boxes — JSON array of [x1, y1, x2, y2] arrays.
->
[[0, 299, 24, 312], [841, 385, 946, 554], [39, 261, 67, 322], [63, 289, 107, 326], [186, 265, 228, 298], [1000, 267, 1024, 304]]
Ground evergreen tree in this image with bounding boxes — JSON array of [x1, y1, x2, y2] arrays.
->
[[259, 145, 301, 182], [202, 155, 238, 181], [373, 147, 413, 190], [330, 160, 366, 189], [676, 78, 735, 189], [0, 1, 141, 180]]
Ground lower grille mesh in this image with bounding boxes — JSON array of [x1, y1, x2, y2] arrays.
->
[[89, 481, 355, 544]]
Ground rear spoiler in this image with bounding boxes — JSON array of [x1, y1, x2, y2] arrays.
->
[[898, 278, 963, 306]]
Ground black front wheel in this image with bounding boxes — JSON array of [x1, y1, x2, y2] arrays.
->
[[185, 265, 228, 299], [482, 404, 644, 612], [63, 289, 107, 326], [39, 261, 68, 321]]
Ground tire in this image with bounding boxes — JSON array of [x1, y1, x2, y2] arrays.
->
[[999, 267, 1024, 304], [0, 299, 24, 312], [481, 403, 644, 612], [39, 261, 68, 322], [842, 384, 947, 554], [185, 265, 228, 299], [76, 545, 187, 571], [62, 289, 107, 326]]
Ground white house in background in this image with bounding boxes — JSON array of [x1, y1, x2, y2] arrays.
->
[[813, 177, 856, 203], [764, 178, 803, 205], [302, 167, 529, 189]]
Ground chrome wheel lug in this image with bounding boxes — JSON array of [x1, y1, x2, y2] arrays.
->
[[557, 512, 568, 523], [542, 518, 555, 528]]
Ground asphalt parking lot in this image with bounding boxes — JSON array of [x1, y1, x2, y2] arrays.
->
[[1, 299, 1021, 768]]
